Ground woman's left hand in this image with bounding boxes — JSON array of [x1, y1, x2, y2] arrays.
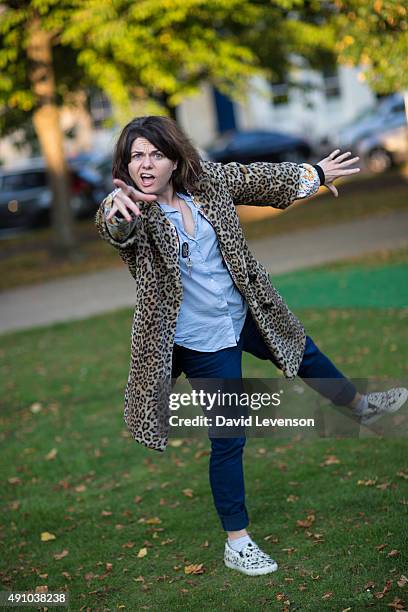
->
[[316, 149, 360, 197]]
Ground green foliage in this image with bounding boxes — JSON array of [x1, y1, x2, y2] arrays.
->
[[2, 0, 404, 137], [0, 0, 338, 135], [332, 0, 408, 93]]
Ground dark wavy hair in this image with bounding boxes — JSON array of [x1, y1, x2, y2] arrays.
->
[[112, 116, 203, 193]]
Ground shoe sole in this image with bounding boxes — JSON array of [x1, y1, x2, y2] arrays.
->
[[224, 559, 278, 576], [362, 388, 408, 426]]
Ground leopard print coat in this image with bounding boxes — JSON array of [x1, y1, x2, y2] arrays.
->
[[95, 160, 306, 452]]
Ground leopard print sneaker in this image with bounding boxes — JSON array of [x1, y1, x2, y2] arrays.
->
[[360, 387, 408, 426], [224, 540, 278, 576]]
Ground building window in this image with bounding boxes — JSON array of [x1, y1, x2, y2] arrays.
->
[[89, 90, 112, 125], [322, 69, 341, 99], [272, 82, 289, 106]]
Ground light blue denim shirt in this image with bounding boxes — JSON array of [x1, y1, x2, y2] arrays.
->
[[159, 192, 248, 351], [103, 163, 320, 352]]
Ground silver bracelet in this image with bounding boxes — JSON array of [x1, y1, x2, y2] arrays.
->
[[110, 187, 122, 200]]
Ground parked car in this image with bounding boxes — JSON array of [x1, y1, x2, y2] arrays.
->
[[355, 113, 408, 173], [0, 157, 105, 230], [206, 129, 313, 165], [333, 93, 405, 150]]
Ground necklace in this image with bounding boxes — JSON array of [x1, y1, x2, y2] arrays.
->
[[173, 195, 194, 276]]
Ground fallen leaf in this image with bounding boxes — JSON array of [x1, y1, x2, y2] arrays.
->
[[134, 496, 142, 504], [168, 439, 183, 447], [30, 402, 43, 414], [53, 549, 69, 560], [376, 482, 391, 490], [105, 563, 113, 571], [161, 538, 175, 546], [397, 575, 407, 587], [296, 514, 315, 528], [101, 510, 112, 516], [145, 517, 161, 525], [184, 563, 205, 575], [182, 489, 194, 498], [320, 455, 340, 466], [40, 532, 56, 542], [137, 548, 148, 558], [388, 549, 400, 557], [74, 484, 86, 492], [374, 579, 393, 599], [387, 596, 405, 609], [8, 477, 21, 485], [194, 450, 210, 459], [45, 448, 58, 461], [322, 592, 333, 599], [134, 575, 145, 582], [286, 495, 299, 503], [357, 479, 377, 486]]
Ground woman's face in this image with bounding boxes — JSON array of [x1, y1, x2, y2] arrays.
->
[[128, 137, 177, 194]]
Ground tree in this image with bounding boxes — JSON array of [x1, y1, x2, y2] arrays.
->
[[332, 0, 408, 93], [0, 0, 265, 257], [0, 0, 339, 259], [331, 0, 408, 172]]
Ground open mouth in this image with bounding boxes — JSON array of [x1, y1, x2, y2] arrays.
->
[[140, 173, 155, 187]]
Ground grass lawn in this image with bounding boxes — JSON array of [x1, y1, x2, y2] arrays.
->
[[0, 170, 407, 292], [1, 258, 407, 610]]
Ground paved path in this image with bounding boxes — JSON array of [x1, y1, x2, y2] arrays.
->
[[1, 211, 407, 335]]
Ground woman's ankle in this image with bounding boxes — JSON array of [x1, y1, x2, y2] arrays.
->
[[227, 529, 248, 540], [349, 392, 363, 409]]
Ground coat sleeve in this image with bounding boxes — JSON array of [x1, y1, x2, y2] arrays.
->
[[94, 195, 140, 280], [221, 161, 303, 209], [95, 195, 142, 249]]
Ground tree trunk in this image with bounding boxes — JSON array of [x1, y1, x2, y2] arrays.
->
[[27, 16, 78, 258]]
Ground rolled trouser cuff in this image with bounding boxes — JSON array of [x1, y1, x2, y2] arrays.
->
[[219, 508, 249, 532]]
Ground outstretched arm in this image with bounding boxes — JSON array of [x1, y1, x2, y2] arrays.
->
[[222, 149, 360, 208]]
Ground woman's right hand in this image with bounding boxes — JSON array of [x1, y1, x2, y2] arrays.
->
[[105, 178, 158, 222]]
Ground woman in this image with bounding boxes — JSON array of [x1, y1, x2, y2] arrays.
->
[[95, 115, 407, 576]]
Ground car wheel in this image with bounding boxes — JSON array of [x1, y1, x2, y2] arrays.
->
[[366, 148, 393, 173]]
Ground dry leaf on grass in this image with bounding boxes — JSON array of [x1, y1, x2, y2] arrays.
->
[[53, 549, 69, 560], [184, 563, 205, 575]]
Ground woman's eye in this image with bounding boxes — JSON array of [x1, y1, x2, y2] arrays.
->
[[155, 153, 163, 159]]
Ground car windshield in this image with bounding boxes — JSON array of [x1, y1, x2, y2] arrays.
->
[[1, 171, 47, 190]]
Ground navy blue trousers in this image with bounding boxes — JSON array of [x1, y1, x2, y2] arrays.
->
[[171, 308, 357, 531]]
